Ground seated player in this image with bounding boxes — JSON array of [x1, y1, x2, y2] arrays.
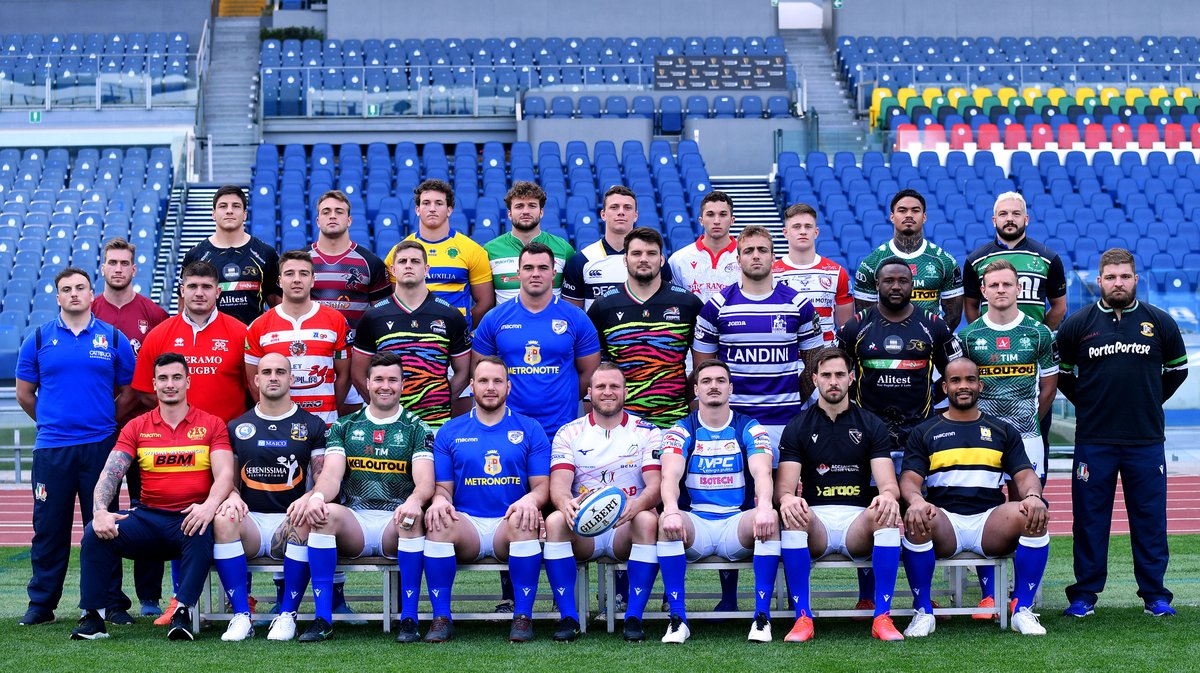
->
[[544, 363, 663, 642], [900, 358, 1051, 637], [299, 352, 435, 643], [657, 359, 780, 644], [422, 356, 550, 643], [212, 353, 328, 641], [775, 348, 904, 642]]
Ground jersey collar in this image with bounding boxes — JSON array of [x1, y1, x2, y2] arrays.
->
[[982, 311, 1024, 331], [587, 410, 630, 427], [887, 238, 928, 259], [182, 308, 219, 330], [697, 409, 735, 433], [780, 253, 822, 270], [364, 405, 405, 425], [272, 301, 320, 327], [1097, 299, 1140, 313], [56, 314, 98, 333], [695, 235, 737, 267], [254, 403, 300, 421]]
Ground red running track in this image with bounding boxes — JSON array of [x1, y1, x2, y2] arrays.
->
[[1, 476, 1198, 546]]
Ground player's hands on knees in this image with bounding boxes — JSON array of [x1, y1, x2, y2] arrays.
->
[[304, 494, 330, 527], [286, 496, 309, 527], [217, 494, 249, 523], [505, 494, 540, 533], [753, 505, 778, 541], [779, 494, 810, 530], [903, 499, 937, 539], [1018, 495, 1049, 536], [394, 497, 423, 533], [613, 496, 640, 529], [661, 510, 686, 542], [92, 510, 128, 540], [424, 495, 458, 533], [869, 493, 901, 528], [181, 500, 218, 536]]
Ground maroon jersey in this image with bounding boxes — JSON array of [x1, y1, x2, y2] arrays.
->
[[309, 241, 391, 337], [92, 293, 170, 356]]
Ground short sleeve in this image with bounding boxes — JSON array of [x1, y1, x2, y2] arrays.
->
[[900, 428, 931, 477], [777, 416, 803, 464], [1046, 254, 1067, 299], [412, 420, 435, 461], [835, 266, 853, 305], [309, 417, 327, 457], [561, 252, 587, 301], [243, 316, 265, 364], [433, 431, 453, 482], [962, 256, 982, 301], [1037, 325, 1059, 377], [15, 328, 39, 383], [367, 255, 393, 302], [324, 419, 347, 456], [550, 424, 575, 471], [864, 411, 892, 461], [466, 240, 493, 286], [472, 311, 498, 356], [131, 324, 162, 393], [209, 421, 233, 453], [114, 417, 140, 457], [797, 300, 825, 349], [940, 253, 964, 298], [261, 246, 282, 299], [693, 299, 720, 354], [353, 309, 379, 354], [854, 259, 878, 302], [448, 310, 471, 357], [640, 424, 663, 471], [662, 422, 692, 458], [998, 422, 1033, 476], [743, 420, 773, 456], [572, 308, 600, 358]]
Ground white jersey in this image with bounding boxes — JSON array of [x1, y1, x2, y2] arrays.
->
[[551, 411, 663, 498], [668, 236, 740, 305]]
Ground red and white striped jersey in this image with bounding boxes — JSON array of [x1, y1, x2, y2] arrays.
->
[[772, 254, 853, 341], [245, 303, 349, 425]]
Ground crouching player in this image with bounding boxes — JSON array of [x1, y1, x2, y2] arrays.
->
[[544, 363, 663, 642], [774, 348, 904, 642], [422, 356, 550, 643], [657, 359, 780, 643], [900, 358, 1051, 637], [299, 352, 435, 643], [213, 353, 328, 641]]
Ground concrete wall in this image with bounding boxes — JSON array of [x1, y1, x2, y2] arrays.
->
[[0, 0, 211, 44], [327, 0, 777, 40], [684, 118, 806, 175], [832, 0, 1200, 37]]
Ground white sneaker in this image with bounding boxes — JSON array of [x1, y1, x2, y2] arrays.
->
[[904, 608, 937, 638], [747, 612, 772, 642], [1010, 606, 1047, 636], [267, 611, 297, 641], [221, 613, 254, 642], [661, 615, 691, 644]]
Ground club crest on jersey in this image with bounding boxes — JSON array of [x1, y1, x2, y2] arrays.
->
[[212, 339, 228, 352], [664, 306, 680, 321], [93, 333, 108, 349], [1018, 336, 1033, 350], [235, 423, 256, 440], [1076, 462, 1089, 482], [187, 426, 207, 440], [292, 423, 309, 441], [223, 264, 240, 280], [508, 430, 524, 444], [524, 341, 541, 365], [1141, 322, 1155, 337], [289, 341, 307, 356], [551, 319, 568, 334], [819, 275, 833, 289], [979, 426, 992, 442], [484, 450, 502, 475], [816, 464, 830, 475], [848, 429, 862, 444], [138, 319, 149, 334], [772, 314, 787, 333], [997, 337, 1011, 350]]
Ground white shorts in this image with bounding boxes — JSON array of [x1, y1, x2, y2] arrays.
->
[[685, 511, 750, 561], [584, 527, 617, 561], [1017, 435, 1046, 479], [350, 509, 396, 559], [943, 506, 999, 557], [246, 512, 288, 559], [346, 387, 364, 405], [462, 513, 505, 561], [810, 505, 867, 560]]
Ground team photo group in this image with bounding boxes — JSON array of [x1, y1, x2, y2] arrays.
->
[[15, 176, 1187, 646]]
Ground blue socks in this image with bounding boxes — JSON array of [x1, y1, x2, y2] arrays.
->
[[625, 543, 659, 620], [543, 541, 578, 620], [396, 536, 424, 621], [857, 567, 874, 602], [752, 539, 781, 616], [508, 539, 543, 616], [213, 542, 251, 614], [658, 540, 688, 620], [1012, 534, 1050, 610], [280, 542, 310, 614], [902, 538, 936, 612], [977, 564, 996, 600], [423, 541, 456, 618], [872, 528, 901, 616], [308, 532, 337, 622], [781, 530, 811, 618]]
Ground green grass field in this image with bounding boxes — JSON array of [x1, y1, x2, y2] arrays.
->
[[0, 535, 1196, 672]]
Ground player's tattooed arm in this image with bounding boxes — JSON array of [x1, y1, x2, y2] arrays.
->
[[799, 346, 820, 400], [940, 295, 963, 330], [310, 453, 326, 483], [94, 450, 133, 512]]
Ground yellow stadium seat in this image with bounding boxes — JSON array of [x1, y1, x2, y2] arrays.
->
[[1147, 87, 1169, 105], [1124, 87, 1145, 105], [1075, 87, 1097, 104], [972, 87, 994, 107], [871, 87, 894, 110], [996, 87, 1018, 105], [896, 87, 918, 108], [1098, 87, 1121, 106], [1046, 87, 1068, 105], [1021, 86, 1044, 105], [922, 87, 944, 107], [1173, 86, 1194, 105], [946, 87, 968, 106]]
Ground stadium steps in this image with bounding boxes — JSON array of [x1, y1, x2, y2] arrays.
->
[[201, 16, 261, 184], [151, 185, 187, 308], [781, 29, 871, 154], [711, 177, 785, 249], [218, 0, 266, 17]]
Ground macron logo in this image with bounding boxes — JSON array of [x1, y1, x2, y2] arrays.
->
[[523, 588, 532, 596]]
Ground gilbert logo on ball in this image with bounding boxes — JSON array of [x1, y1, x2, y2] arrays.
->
[[573, 486, 627, 538]]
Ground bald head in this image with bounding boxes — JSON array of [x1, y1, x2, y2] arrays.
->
[[255, 352, 293, 402]]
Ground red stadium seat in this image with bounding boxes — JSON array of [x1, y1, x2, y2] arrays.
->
[[1137, 123, 1160, 148], [949, 123, 972, 149], [1057, 123, 1081, 148], [1191, 123, 1200, 146], [1084, 123, 1107, 148], [1029, 123, 1052, 149], [976, 123, 1000, 148], [895, 123, 919, 149], [922, 123, 946, 148], [1003, 123, 1027, 149], [1110, 123, 1132, 149], [1163, 123, 1185, 148]]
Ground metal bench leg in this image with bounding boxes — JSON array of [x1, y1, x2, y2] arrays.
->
[[382, 568, 392, 633], [606, 565, 617, 634], [577, 563, 589, 634], [997, 560, 1009, 630]]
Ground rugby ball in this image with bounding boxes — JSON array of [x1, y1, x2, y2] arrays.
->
[[572, 486, 627, 538]]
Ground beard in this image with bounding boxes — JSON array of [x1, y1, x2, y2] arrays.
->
[[1101, 284, 1136, 309], [947, 389, 980, 411], [996, 223, 1026, 242], [879, 291, 912, 312], [819, 388, 847, 405], [475, 394, 506, 413], [512, 216, 540, 232]]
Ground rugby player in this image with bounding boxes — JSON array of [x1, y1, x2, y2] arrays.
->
[[667, 191, 740, 304], [485, 181, 575, 303], [543, 363, 663, 642], [772, 203, 854, 341]]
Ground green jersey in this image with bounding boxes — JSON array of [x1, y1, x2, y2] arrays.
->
[[854, 239, 963, 315], [484, 231, 575, 303], [958, 313, 1058, 439], [325, 406, 434, 511], [963, 237, 1067, 324]]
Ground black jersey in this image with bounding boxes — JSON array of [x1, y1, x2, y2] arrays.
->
[[181, 236, 281, 325], [778, 403, 892, 507], [353, 293, 471, 429], [835, 306, 961, 448], [228, 404, 327, 513], [587, 282, 702, 428], [963, 236, 1067, 323], [902, 412, 1031, 515]]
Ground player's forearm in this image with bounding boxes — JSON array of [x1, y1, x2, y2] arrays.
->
[[633, 471, 662, 512], [205, 455, 237, 507], [659, 465, 682, 513], [750, 455, 773, 509], [1164, 369, 1188, 402], [94, 451, 133, 512], [1037, 378, 1057, 419], [963, 297, 981, 324], [1044, 298, 1066, 331], [898, 471, 925, 507], [941, 297, 963, 329]]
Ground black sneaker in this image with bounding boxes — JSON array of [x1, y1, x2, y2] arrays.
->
[[423, 616, 454, 643], [394, 617, 421, 643], [623, 616, 645, 642], [552, 616, 580, 642], [509, 613, 534, 642], [106, 609, 135, 626], [167, 605, 195, 641], [298, 617, 334, 643], [70, 610, 108, 640], [19, 607, 56, 626]]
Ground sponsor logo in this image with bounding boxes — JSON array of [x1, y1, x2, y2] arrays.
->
[[815, 484, 861, 497], [816, 463, 830, 475], [235, 423, 256, 440], [373, 429, 386, 444], [664, 306, 680, 321], [256, 439, 288, 448], [154, 452, 196, 467], [1088, 341, 1152, 357], [997, 337, 1011, 350], [884, 335, 903, 354], [907, 338, 927, 352], [430, 319, 446, 335]]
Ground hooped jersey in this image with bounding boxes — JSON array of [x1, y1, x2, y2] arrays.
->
[[228, 404, 327, 513], [772, 254, 854, 341], [308, 241, 392, 336], [324, 406, 434, 511], [244, 304, 349, 425], [854, 239, 963, 315], [958, 313, 1058, 439], [551, 411, 663, 499], [963, 237, 1066, 323], [662, 410, 771, 520]]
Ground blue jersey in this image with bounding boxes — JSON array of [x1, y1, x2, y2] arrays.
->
[[662, 410, 771, 520], [433, 408, 551, 518], [16, 316, 136, 449], [472, 295, 600, 437]]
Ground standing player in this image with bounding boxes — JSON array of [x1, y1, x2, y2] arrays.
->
[[588, 227, 702, 429], [298, 352, 436, 643], [563, 186, 673, 311], [244, 250, 351, 425], [772, 203, 854, 341], [543, 364, 663, 642], [180, 185, 280, 325], [354, 240, 471, 429], [900, 358, 1051, 637], [213, 353, 328, 641], [854, 189, 962, 328], [1057, 248, 1188, 618], [384, 179, 494, 329], [485, 181, 575, 303], [667, 190, 740, 305], [422, 356, 551, 643], [693, 225, 825, 451], [657, 359, 780, 643], [473, 242, 601, 440]]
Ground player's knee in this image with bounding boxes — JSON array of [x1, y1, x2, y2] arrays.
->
[[212, 515, 240, 542], [903, 526, 933, 545], [544, 510, 571, 539], [632, 510, 658, 542]]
